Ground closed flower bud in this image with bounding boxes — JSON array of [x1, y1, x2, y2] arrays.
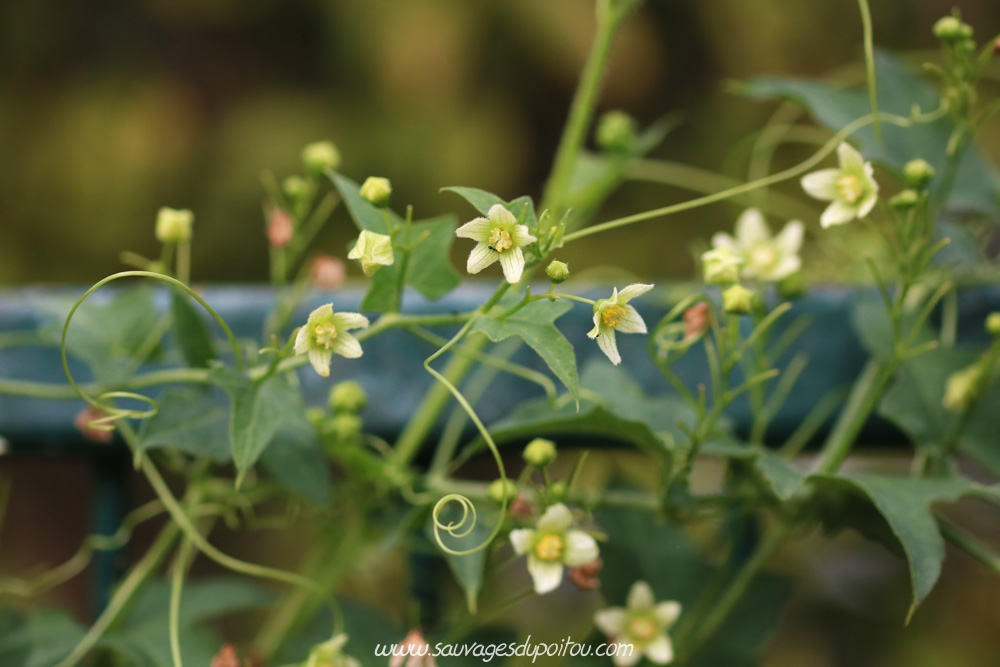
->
[[943, 363, 985, 413], [701, 247, 744, 285], [933, 15, 973, 42], [523, 438, 557, 468], [283, 175, 311, 201], [985, 312, 1000, 337], [266, 209, 295, 248], [596, 110, 638, 153], [310, 254, 347, 290], [211, 644, 240, 667], [302, 140, 341, 176], [682, 302, 710, 341], [155, 207, 194, 244], [323, 412, 363, 443], [569, 558, 603, 591], [903, 159, 935, 189], [488, 478, 519, 504], [546, 260, 570, 283], [549, 481, 568, 502], [722, 284, 755, 316], [74, 406, 114, 444], [329, 380, 367, 414], [890, 189, 920, 209], [359, 176, 392, 208]]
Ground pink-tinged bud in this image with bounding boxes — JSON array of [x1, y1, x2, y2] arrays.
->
[[509, 494, 535, 521], [74, 407, 114, 444], [569, 558, 603, 591], [310, 254, 347, 290], [267, 209, 294, 249], [682, 302, 710, 341], [211, 644, 240, 667], [994, 37, 1000, 55]]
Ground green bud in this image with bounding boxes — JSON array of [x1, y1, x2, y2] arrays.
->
[[596, 110, 638, 153], [722, 284, 755, 316], [283, 175, 311, 200], [933, 15, 973, 42], [546, 260, 570, 284], [889, 189, 920, 209], [329, 380, 367, 414], [549, 481, 568, 502], [777, 272, 806, 301], [155, 207, 193, 244], [488, 478, 518, 504], [942, 363, 985, 413], [903, 159, 935, 189], [985, 312, 1000, 337], [302, 141, 341, 176], [322, 413, 363, 442], [702, 248, 744, 285], [306, 407, 327, 428], [522, 438, 557, 468], [359, 176, 392, 208]]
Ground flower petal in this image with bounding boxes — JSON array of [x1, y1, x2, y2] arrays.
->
[[820, 200, 857, 228], [774, 220, 804, 255], [643, 635, 673, 665], [596, 327, 621, 365], [735, 208, 770, 246], [837, 142, 866, 171], [308, 349, 332, 377], [653, 601, 682, 628], [594, 608, 627, 636], [587, 313, 601, 340], [615, 305, 647, 335], [498, 246, 525, 284], [332, 312, 370, 331], [767, 255, 801, 281], [536, 503, 574, 532], [331, 333, 363, 359], [800, 169, 840, 201], [512, 224, 538, 246], [509, 529, 535, 555], [857, 190, 879, 219], [627, 581, 656, 610], [467, 243, 500, 274], [294, 325, 310, 355], [455, 217, 492, 241], [618, 283, 654, 303], [308, 303, 333, 323], [613, 644, 642, 667], [526, 555, 564, 594], [487, 203, 517, 226], [563, 530, 599, 566], [711, 232, 738, 251]]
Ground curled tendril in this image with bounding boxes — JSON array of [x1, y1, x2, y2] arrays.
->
[[432, 494, 479, 552], [60, 271, 244, 433]]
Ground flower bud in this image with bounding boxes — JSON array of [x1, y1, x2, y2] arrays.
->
[[211, 644, 240, 667], [942, 363, 985, 413], [302, 140, 341, 176], [889, 189, 920, 209], [682, 302, 710, 341], [74, 406, 114, 444], [522, 438, 557, 468], [568, 558, 603, 591], [359, 176, 392, 208], [283, 175, 311, 201], [266, 209, 294, 248], [985, 312, 1000, 337], [701, 247, 744, 285], [310, 254, 347, 290], [596, 110, 638, 153], [722, 284, 755, 316], [155, 207, 193, 244], [488, 478, 518, 504], [322, 413, 363, 443], [546, 260, 570, 284], [347, 230, 395, 276], [548, 481, 568, 502], [903, 159, 935, 189], [509, 494, 536, 520], [778, 272, 806, 300], [933, 15, 973, 42], [329, 380, 367, 414], [306, 407, 327, 428]]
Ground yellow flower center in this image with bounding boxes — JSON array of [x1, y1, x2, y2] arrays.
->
[[601, 304, 628, 328], [749, 243, 777, 270], [835, 174, 864, 205], [314, 322, 338, 349], [534, 534, 564, 562], [490, 228, 513, 253], [627, 615, 660, 643]]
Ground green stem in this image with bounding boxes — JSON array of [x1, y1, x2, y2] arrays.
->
[[938, 518, 1000, 575], [856, 0, 881, 142], [169, 538, 195, 667]]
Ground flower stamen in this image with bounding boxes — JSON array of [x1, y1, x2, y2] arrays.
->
[[601, 304, 628, 328], [534, 534, 564, 562], [489, 228, 513, 253], [835, 174, 863, 204], [314, 322, 339, 349], [628, 616, 659, 642]]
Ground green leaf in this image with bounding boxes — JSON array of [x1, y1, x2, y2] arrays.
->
[[332, 173, 395, 233], [40, 285, 162, 384], [811, 472, 971, 610], [135, 388, 231, 461], [208, 367, 304, 482], [470, 295, 578, 400], [0, 608, 84, 667], [404, 215, 462, 300], [260, 420, 332, 505], [442, 187, 538, 230], [741, 50, 1000, 216], [426, 507, 497, 614], [753, 449, 806, 501], [170, 289, 216, 368]]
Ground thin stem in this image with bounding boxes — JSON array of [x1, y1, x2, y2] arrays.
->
[[856, 0, 881, 142], [938, 518, 1000, 574], [169, 538, 195, 667]]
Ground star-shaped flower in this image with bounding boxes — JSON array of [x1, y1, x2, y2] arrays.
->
[[700, 247, 744, 285], [348, 230, 395, 276], [588, 284, 654, 366], [294, 304, 370, 377], [801, 142, 879, 228], [305, 634, 362, 667], [509, 503, 599, 594], [455, 204, 537, 284], [594, 581, 682, 666], [711, 209, 803, 282]]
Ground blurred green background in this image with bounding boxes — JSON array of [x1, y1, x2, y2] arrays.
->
[[2, 0, 999, 286]]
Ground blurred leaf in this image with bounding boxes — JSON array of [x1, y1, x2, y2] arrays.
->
[[135, 388, 231, 461], [742, 50, 1000, 217], [271, 600, 401, 667], [260, 420, 332, 505], [753, 449, 806, 501], [426, 507, 497, 614], [40, 285, 162, 384], [471, 295, 578, 400], [171, 289, 216, 368], [811, 472, 971, 609], [0, 608, 84, 667], [208, 367, 303, 481]]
